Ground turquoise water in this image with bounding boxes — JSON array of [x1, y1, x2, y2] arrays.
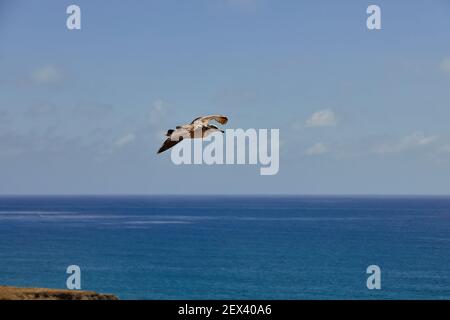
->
[[0, 196, 450, 299]]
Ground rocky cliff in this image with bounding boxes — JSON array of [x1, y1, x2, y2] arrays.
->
[[0, 286, 118, 300]]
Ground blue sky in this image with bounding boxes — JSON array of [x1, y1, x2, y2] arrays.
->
[[1, 0, 450, 194]]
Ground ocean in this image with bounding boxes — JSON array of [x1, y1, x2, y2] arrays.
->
[[0, 195, 449, 299]]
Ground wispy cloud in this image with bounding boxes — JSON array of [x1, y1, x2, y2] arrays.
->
[[372, 132, 438, 154], [113, 133, 135, 148], [213, 87, 259, 108], [305, 142, 329, 156], [149, 99, 168, 126], [25, 103, 58, 117], [30, 65, 64, 84], [438, 145, 450, 154], [71, 101, 114, 118], [305, 109, 337, 128], [0, 110, 9, 124], [440, 58, 450, 73], [0, 129, 85, 159]]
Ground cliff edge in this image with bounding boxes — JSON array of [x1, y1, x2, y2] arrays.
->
[[0, 286, 118, 300]]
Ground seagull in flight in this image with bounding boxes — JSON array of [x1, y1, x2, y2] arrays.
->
[[157, 115, 228, 154]]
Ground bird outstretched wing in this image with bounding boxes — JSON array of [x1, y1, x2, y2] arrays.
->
[[191, 115, 228, 125], [157, 136, 183, 154], [157, 115, 228, 154]]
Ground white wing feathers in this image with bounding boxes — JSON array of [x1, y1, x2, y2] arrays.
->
[[191, 115, 228, 125]]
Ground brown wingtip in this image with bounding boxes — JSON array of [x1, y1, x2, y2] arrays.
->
[[157, 145, 164, 154], [220, 116, 228, 125], [157, 137, 183, 154]]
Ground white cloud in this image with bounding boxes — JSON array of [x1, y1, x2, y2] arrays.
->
[[439, 145, 450, 153], [31, 65, 63, 84], [153, 99, 164, 113], [440, 58, 450, 73], [306, 109, 337, 127], [372, 132, 438, 154], [305, 142, 329, 156], [149, 99, 167, 126], [114, 133, 135, 148]]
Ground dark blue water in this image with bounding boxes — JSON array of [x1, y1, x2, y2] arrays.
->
[[0, 196, 450, 299]]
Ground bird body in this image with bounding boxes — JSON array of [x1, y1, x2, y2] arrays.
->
[[157, 115, 228, 154]]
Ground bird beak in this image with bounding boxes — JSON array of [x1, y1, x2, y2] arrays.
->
[[220, 129, 225, 133]]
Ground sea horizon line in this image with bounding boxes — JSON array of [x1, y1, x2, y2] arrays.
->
[[1, 194, 450, 198]]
